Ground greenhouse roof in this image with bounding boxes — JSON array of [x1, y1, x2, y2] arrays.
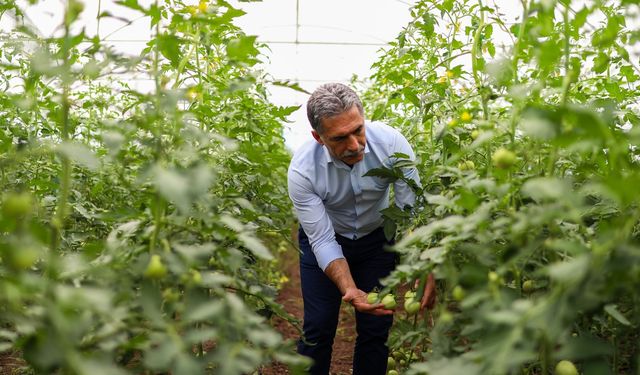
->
[[2, 0, 526, 150]]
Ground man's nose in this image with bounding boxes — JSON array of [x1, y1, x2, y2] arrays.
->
[[347, 135, 359, 151]]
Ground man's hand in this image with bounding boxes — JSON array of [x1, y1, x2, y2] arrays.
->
[[342, 288, 394, 316], [324, 259, 394, 316], [415, 273, 437, 311]]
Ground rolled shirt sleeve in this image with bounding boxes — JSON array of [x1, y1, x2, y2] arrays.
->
[[288, 168, 344, 271], [391, 129, 421, 209]]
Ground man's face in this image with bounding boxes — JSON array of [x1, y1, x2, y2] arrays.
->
[[312, 106, 366, 166]]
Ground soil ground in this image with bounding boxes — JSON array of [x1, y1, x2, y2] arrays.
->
[[261, 245, 357, 375], [0, 350, 26, 375]]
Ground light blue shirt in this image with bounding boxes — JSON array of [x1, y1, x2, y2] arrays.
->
[[287, 121, 420, 271]]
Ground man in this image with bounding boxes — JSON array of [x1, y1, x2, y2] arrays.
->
[[287, 83, 436, 375]]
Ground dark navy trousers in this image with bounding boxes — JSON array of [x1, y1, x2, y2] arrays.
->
[[297, 226, 396, 375]]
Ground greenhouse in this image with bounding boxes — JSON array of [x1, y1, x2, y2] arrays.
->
[[1, 0, 639, 374]]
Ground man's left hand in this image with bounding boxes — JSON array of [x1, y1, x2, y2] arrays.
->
[[419, 273, 437, 311]]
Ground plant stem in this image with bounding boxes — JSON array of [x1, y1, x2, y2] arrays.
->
[[472, 0, 489, 121], [51, 0, 73, 255], [560, 2, 572, 105], [512, 0, 530, 86], [540, 334, 550, 374], [96, 0, 102, 37], [150, 0, 165, 254]]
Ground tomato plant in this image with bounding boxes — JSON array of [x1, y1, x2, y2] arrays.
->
[[362, 0, 640, 374], [0, 0, 308, 373]]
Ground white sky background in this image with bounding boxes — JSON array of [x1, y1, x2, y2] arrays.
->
[[4, 0, 621, 151]]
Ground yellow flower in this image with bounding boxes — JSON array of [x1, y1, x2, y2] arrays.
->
[[186, 87, 200, 101], [437, 76, 447, 84], [186, 5, 197, 15], [446, 70, 455, 78], [198, 1, 208, 13], [461, 111, 472, 122]]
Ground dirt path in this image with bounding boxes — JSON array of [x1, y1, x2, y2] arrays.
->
[[263, 248, 357, 375]]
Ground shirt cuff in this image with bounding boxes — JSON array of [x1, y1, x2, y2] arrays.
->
[[313, 240, 345, 271]]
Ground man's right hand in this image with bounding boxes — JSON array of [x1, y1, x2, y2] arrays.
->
[[324, 259, 394, 316], [342, 288, 394, 316]]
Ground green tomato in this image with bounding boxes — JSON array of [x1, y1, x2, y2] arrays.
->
[[404, 290, 416, 299], [440, 310, 454, 324], [458, 160, 476, 171], [405, 300, 421, 315], [367, 292, 379, 304], [387, 370, 399, 375], [554, 360, 579, 375], [381, 294, 396, 309], [162, 288, 179, 302], [466, 160, 475, 169], [488, 271, 499, 283], [2, 192, 32, 218], [522, 280, 536, 293], [470, 129, 480, 140], [144, 254, 167, 279], [387, 356, 396, 369], [452, 285, 465, 301], [9, 246, 39, 270], [491, 148, 517, 169], [190, 269, 202, 285]]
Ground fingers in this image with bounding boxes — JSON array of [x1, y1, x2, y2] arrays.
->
[[368, 308, 395, 316], [355, 303, 394, 316], [420, 273, 437, 311], [342, 289, 367, 304], [425, 294, 436, 310], [420, 289, 437, 311], [342, 289, 393, 315], [359, 302, 385, 310], [350, 299, 395, 316]]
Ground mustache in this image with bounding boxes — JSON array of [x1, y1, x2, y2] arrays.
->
[[340, 145, 365, 158]]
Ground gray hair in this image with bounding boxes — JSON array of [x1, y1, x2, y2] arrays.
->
[[306, 83, 364, 133]]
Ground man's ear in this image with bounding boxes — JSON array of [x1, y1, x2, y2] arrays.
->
[[311, 130, 324, 145]]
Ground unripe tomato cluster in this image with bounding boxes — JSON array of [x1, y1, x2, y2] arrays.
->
[[387, 348, 420, 374], [367, 289, 422, 313], [403, 290, 421, 315], [458, 160, 475, 171], [366, 292, 396, 309]]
